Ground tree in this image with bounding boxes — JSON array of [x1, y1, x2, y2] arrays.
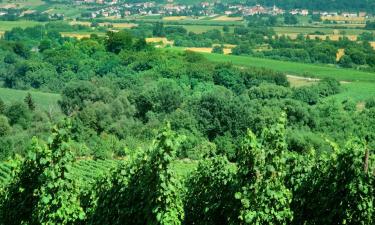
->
[[284, 14, 298, 25], [153, 22, 165, 37], [212, 45, 224, 54], [0, 98, 5, 114], [5, 102, 30, 126], [223, 25, 229, 33], [24, 93, 36, 111], [0, 116, 11, 137], [105, 30, 133, 54]]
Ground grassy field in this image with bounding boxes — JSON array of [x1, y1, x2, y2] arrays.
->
[[0, 20, 44, 32], [168, 24, 235, 33], [0, 87, 60, 111], [198, 52, 375, 82], [0, 0, 44, 8]]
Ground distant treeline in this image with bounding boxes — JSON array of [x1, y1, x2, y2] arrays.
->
[[246, 0, 374, 13]]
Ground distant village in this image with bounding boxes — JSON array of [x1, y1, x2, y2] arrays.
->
[[0, 0, 372, 23], [74, 1, 370, 20]]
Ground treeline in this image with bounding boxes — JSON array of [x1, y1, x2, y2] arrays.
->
[[0, 117, 373, 224]]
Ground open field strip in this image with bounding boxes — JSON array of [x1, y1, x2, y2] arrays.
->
[[0, 0, 44, 8], [146, 37, 174, 46], [60, 31, 106, 39], [273, 26, 370, 35], [185, 47, 232, 54], [211, 15, 243, 21], [321, 16, 366, 23], [163, 16, 189, 21], [0, 87, 60, 110], [0, 20, 44, 31]]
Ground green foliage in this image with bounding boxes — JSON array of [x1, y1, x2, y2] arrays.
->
[[291, 139, 374, 224], [89, 123, 184, 225], [0, 121, 85, 225], [0, 138, 50, 225], [184, 156, 239, 225], [236, 114, 293, 224], [24, 92, 36, 111], [211, 45, 224, 54], [34, 121, 85, 224], [105, 30, 133, 54]]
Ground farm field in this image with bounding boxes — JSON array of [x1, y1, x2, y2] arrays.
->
[[212, 15, 243, 21], [60, 31, 106, 39], [185, 47, 232, 54], [273, 26, 370, 36], [0, 20, 44, 32], [0, 87, 60, 111], [170, 24, 235, 33]]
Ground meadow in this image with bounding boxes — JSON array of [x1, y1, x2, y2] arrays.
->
[[0, 87, 60, 111], [0, 20, 44, 32]]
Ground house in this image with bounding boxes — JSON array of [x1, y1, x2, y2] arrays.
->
[[301, 9, 309, 16]]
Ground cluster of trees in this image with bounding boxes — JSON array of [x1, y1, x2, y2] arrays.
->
[[0, 115, 373, 224]]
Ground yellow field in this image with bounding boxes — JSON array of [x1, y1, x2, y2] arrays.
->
[[69, 21, 92, 26], [321, 16, 366, 23], [371, 42, 375, 49], [185, 47, 232, 55], [163, 16, 188, 21], [146, 37, 174, 46], [100, 22, 137, 28], [336, 49, 345, 61], [60, 32, 91, 39], [212, 16, 243, 21]]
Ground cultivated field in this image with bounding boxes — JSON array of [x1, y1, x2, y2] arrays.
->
[[321, 16, 366, 23], [185, 47, 232, 54], [146, 37, 174, 46], [212, 15, 243, 21]]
